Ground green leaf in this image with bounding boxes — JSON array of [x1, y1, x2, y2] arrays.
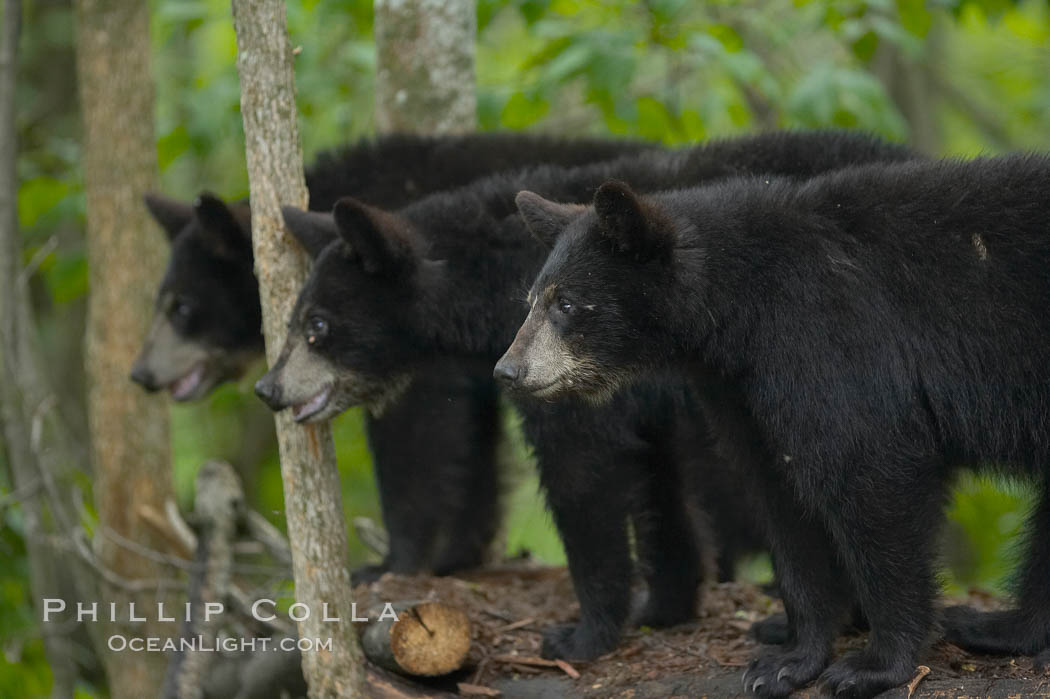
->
[[708, 23, 744, 52], [636, 96, 676, 142], [680, 108, 707, 141], [850, 29, 880, 61], [518, 0, 553, 26], [46, 251, 89, 306], [157, 125, 190, 172], [897, 0, 933, 37], [541, 41, 593, 84], [17, 177, 70, 230], [501, 91, 550, 129]]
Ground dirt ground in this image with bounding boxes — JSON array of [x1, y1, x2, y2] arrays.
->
[[354, 563, 1050, 698]]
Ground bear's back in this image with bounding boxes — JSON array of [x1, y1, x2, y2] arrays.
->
[[682, 154, 1050, 470], [305, 132, 655, 212]]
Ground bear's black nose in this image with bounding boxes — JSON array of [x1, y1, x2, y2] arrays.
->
[[493, 359, 523, 386], [130, 363, 159, 392], [254, 373, 283, 411]]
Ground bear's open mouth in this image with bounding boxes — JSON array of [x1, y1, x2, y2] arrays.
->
[[168, 362, 208, 401], [292, 384, 332, 422]]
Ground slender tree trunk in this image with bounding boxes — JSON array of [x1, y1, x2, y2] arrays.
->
[[372, 0, 501, 566], [374, 0, 477, 134], [869, 20, 943, 155], [231, 2, 365, 696], [0, 4, 82, 697], [74, 0, 176, 696]]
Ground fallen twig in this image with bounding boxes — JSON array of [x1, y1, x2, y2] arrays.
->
[[906, 665, 931, 698], [481, 609, 514, 624], [457, 682, 501, 696], [554, 659, 580, 679], [618, 643, 644, 659], [489, 654, 580, 679], [494, 617, 535, 633], [470, 655, 490, 686]]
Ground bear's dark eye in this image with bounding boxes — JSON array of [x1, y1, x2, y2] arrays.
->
[[171, 297, 194, 320], [556, 299, 574, 315], [306, 316, 328, 345]]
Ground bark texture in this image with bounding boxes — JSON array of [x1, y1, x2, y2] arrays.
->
[[374, 0, 477, 134], [373, 0, 501, 565], [869, 17, 942, 155], [74, 0, 176, 695], [0, 2, 83, 696], [231, 1, 365, 696]]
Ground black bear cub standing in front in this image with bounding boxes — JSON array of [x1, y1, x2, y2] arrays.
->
[[503, 155, 1050, 697], [132, 132, 655, 583], [258, 131, 918, 662]]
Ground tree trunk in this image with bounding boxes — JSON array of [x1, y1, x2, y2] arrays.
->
[[372, 0, 501, 566], [231, 2, 365, 697], [869, 19, 943, 155], [374, 0, 477, 135], [74, 0, 176, 696], [0, 3, 83, 697]]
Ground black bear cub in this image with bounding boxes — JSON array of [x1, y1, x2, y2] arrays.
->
[[132, 132, 654, 582], [258, 131, 918, 661], [504, 155, 1050, 697]]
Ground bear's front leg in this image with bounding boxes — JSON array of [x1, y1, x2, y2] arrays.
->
[[540, 470, 635, 661], [630, 459, 702, 629], [741, 468, 846, 696]]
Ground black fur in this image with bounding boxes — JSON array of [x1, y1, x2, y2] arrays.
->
[[517, 155, 1050, 696], [143, 132, 655, 581], [277, 130, 918, 659], [152, 195, 261, 354], [304, 132, 653, 209]]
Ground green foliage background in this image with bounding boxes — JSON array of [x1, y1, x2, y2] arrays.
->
[[4, 0, 1050, 695]]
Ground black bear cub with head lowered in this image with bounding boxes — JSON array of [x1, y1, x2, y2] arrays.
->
[[504, 155, 1050, 697], [132, 132, 655, 582], [258, 131, 918, 661]]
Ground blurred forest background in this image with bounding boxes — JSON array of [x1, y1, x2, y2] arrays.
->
[[5, 0, 1050, 694]]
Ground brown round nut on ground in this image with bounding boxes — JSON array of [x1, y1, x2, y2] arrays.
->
[[362, 601, 472, 677]]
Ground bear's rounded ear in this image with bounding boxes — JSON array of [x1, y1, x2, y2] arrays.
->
[[515, 191, 586, 249], [144, 192, 193, 242], [593, 180, 671, 261], [194, 192, 251, 259], [332, 197, 418, 276], [281, 206, 337, 260]]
